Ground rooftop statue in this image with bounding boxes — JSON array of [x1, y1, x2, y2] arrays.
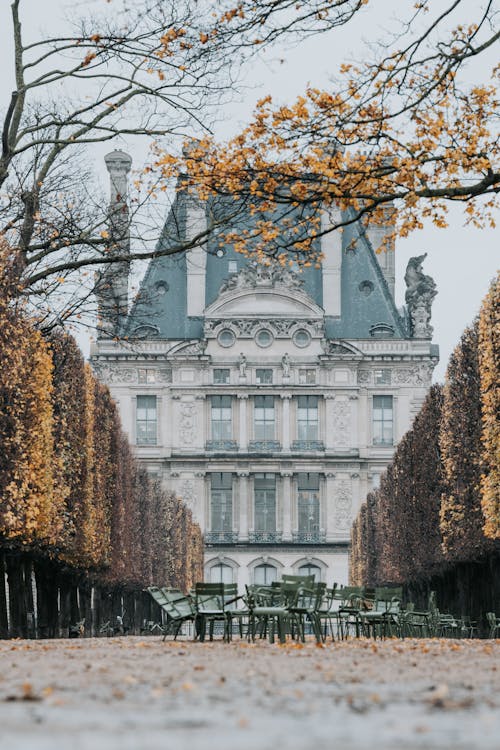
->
[[404, 253, 437, 338]]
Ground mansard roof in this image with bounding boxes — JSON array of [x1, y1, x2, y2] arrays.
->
[[125, 191, 406, 341]]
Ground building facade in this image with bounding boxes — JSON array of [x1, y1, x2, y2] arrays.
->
[[91, 152, 439, 589]]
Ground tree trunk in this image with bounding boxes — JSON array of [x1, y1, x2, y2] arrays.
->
[[0, 554, 9, 638], [35, 559, 59, 638], [6, 554, 27, 638]]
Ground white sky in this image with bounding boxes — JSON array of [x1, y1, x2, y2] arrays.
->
[[0, 0, 498, 382]]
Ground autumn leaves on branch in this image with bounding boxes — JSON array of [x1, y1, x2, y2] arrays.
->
[[153, 2, 498, 265], [0, 242, 203, 591], [350, 272, 500, 587]]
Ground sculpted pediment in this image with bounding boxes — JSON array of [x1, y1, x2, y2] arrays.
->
[[204, 263, 324, 320]]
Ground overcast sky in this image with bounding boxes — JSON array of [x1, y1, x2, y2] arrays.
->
[[1, 0, 498, 382]]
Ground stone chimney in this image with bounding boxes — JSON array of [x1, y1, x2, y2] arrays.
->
[[365, 203, 396, 299], [95, 150, 132, 338]]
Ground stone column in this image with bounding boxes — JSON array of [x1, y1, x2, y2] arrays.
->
[[325, 473, 337, 541], [348, 394, 358, 449], [238, 473, 249, 542], [321, 205, 342, 316], [281, 394, 292, 453], [131, 395, 137, 445], [238, 394, 248, 452], [156, 395, 163, 448], [324, 394, 336, 451], [281, 472, 293, 542]]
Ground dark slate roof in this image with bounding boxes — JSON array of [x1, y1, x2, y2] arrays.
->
[[325, 211, 407, 339], [126, 191, 406, 340]]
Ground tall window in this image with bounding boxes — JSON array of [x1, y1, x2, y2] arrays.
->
[[297, 473, 320, 535], [211, 473, 233, 532], [297, 396, 318, 440], [298, 563, 321, 581], [254, 396, 275, 440], [254, 563, 278, 585], [211, 395, 232, 440], [210, 563, 233, 583], [373, 395, 393, 445], [254, 473, 276, 532], [136, 395, 157, 445]]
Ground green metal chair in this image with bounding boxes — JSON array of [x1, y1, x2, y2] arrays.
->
[[194, 582, 237, 642], [317, 585, 338, 640], [486, 612, 500, 639], [288, 582, 326, 643], [247, 582, 300, 644], [335, 586, 365, 639], [358, 587, 403, 639], [147, 586, 197, 640]]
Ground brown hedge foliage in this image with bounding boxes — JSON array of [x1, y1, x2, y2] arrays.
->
[[439, 323, 492, 560], [479, 273, 500, 539], [0, 267, 203, 589], [350, 385, 445, 586], [351, 277, 500, 586]]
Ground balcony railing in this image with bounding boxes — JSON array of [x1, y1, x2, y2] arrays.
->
[[205, 531, 238, 544], [205, 440, 238, 452], [292, 531, 327, 544], [291, 440, 325, 452], [248, 531, 283, 544], [248, 440, 281, 453]]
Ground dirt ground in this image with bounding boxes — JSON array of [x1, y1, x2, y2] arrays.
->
[[0, 636, 499, 750]]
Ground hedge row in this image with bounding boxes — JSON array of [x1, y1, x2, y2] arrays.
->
[[350, 272, 500, 587], [0, 249, 203, 591]]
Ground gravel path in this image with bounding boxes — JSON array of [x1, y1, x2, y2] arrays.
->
[[0, 637, 499, 750]]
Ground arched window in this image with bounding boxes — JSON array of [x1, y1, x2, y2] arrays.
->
[[253, 563, 278, 586], [209, 563, 233, 584], [298, 563, 322, 582]]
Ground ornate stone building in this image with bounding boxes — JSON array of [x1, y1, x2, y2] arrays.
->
[[91, 152, 439, 588]]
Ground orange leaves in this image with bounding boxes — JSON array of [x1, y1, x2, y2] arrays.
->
[[478, 273, 500, 539], [81, 52, 96, 67], [0, 281, 202, 587]]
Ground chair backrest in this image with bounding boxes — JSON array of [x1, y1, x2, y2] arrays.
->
[[163, 589, 196, 618], [337, 586, 364, 605], [373, 587, 402, 613], [281, 574, 315, 586], [195, 582, 224, 611], [296, 581, 326, 611], [195, 582, 238, 612]]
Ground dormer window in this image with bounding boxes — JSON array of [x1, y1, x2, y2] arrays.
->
[[369, 323, 395, 338]]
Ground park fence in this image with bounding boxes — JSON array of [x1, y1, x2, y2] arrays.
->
[[0, 550, 162, 639]]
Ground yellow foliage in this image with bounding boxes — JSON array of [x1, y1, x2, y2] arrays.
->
[[478, 272, 500, 538]]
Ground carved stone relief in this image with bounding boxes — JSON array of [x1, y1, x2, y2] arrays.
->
[[158, 368, 173, 383], [179, 400, 196, 446], [333, 479, 352, 531], [357, 369, 371, 385], [204, 318, 323, 340], [91, 362, 136, 383], [179, 479, 196, 511], [393, 364, 434, 386], [218, 261, 305, 294], [330, 398, 351, 448]]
